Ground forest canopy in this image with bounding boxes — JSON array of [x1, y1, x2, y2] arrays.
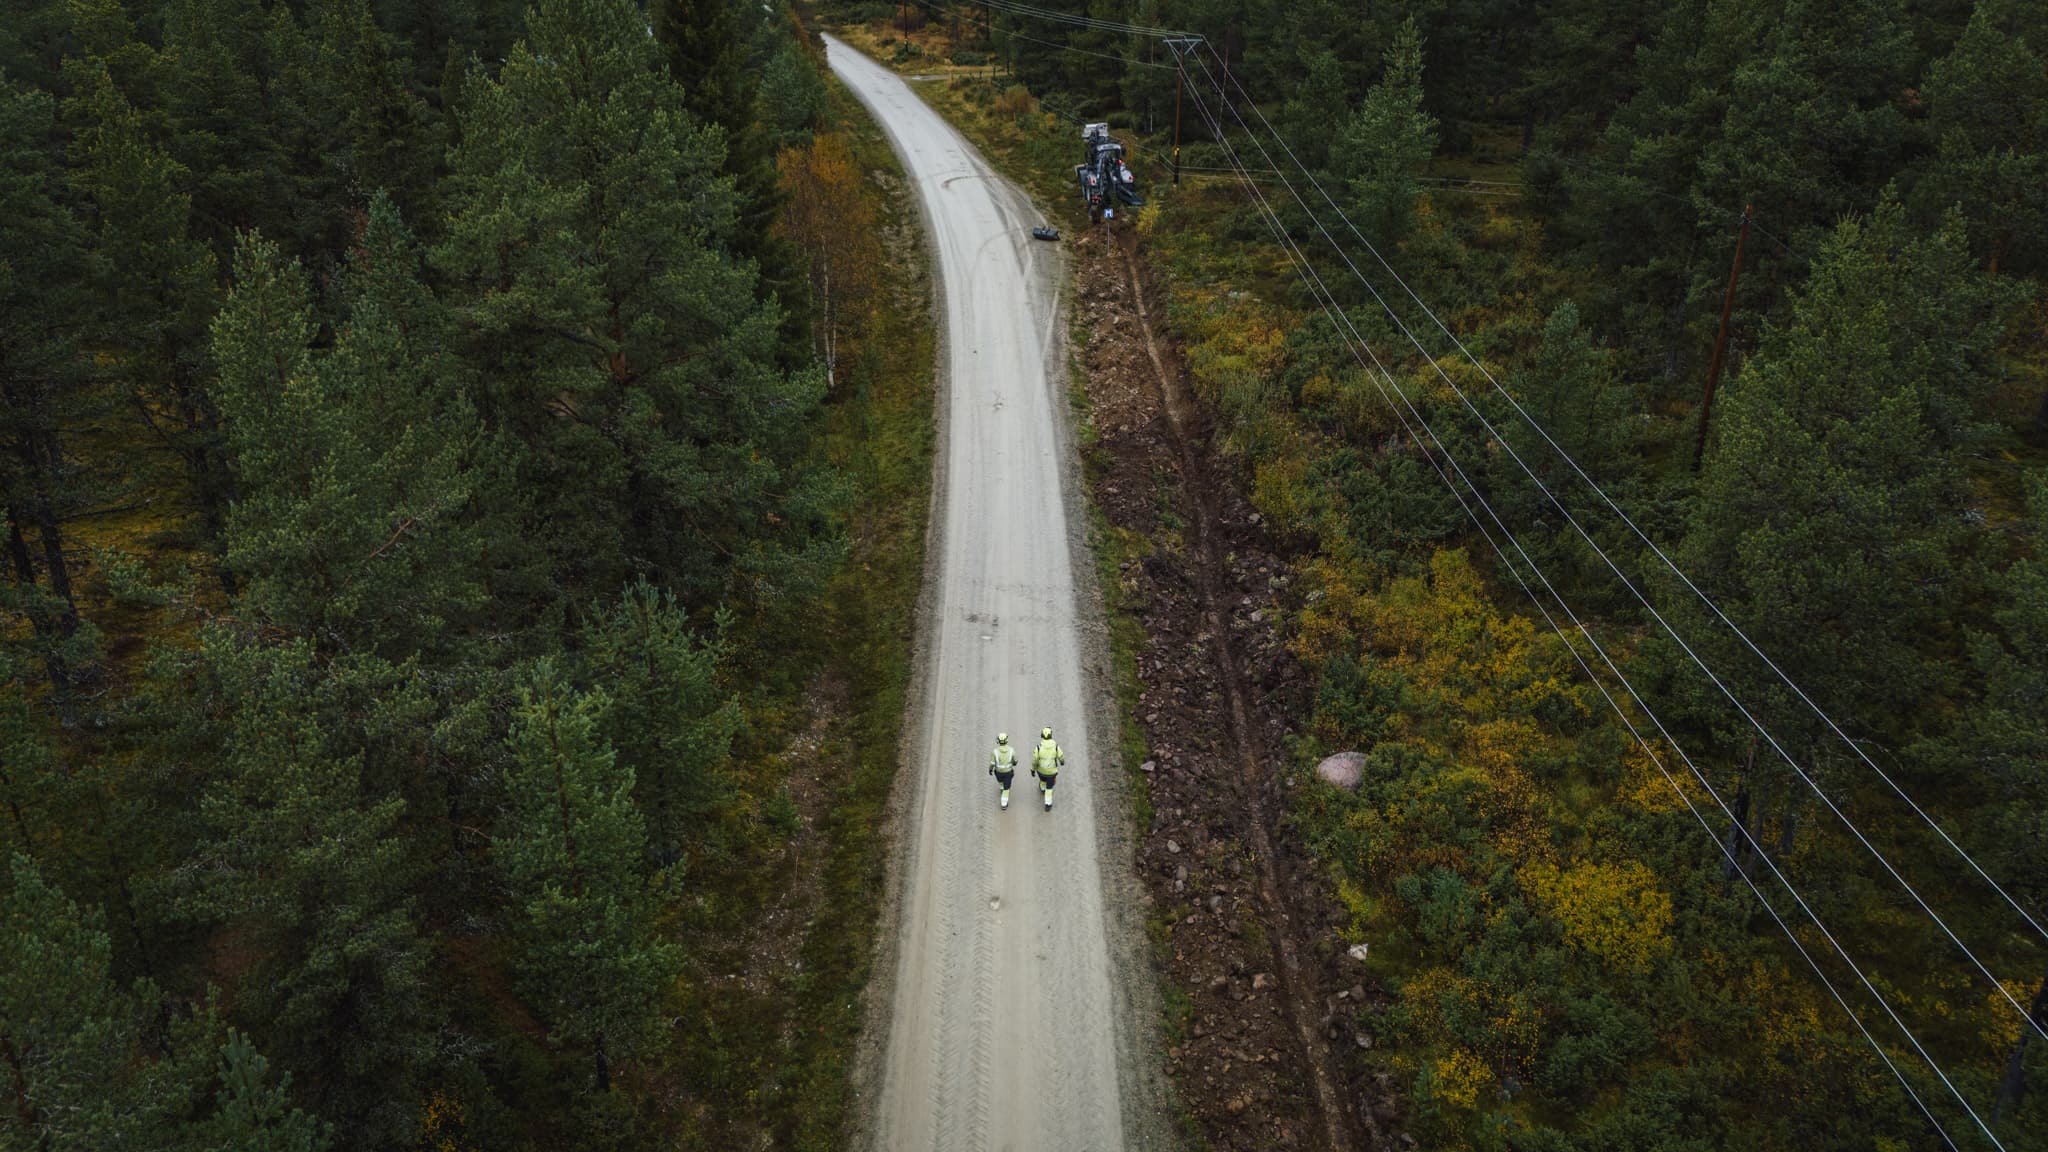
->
[[0, 0, 890, 1146]]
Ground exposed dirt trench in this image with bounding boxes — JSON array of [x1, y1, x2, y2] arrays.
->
[[1106, 225, 1368, 1152]]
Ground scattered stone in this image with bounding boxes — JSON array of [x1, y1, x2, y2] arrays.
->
[[1316, 751, 1367, 790], [1252, 972, 1274, 991], [1347, 943, 1370, 963], [1167, 839, 1182, 854], [1140, 759, 1156, 773], [1249, 610, 1263, 623], [1355, 1032, 1373, 1050]]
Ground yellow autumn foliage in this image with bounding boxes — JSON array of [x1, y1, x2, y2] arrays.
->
[[1522, 859, 1673, 974], [1428, 1047, 1492, 1111]]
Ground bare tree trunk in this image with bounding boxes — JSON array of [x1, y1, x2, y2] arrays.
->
[[4, 511, 33, 587]]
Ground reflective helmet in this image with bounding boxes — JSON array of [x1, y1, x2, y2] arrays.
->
[[1041, 727, 1053, 740], [996, 732, 1008, 745]]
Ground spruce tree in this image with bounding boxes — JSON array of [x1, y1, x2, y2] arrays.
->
[[153, 0, 295, 255], [199, 1031, 330, 1152], [496, 662, 680, 1091]]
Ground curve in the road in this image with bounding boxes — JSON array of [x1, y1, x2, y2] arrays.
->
[[825, 36, 1142, 1152]]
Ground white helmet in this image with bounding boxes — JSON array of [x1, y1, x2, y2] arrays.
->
[[1041, 727, 1053, 740], [996, 732, 1008, 745]]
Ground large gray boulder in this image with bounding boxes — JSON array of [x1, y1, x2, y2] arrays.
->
[[1315, 751, 1366, 791]]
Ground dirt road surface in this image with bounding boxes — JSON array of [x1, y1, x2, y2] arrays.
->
[[825, 37, 1153, 1152]]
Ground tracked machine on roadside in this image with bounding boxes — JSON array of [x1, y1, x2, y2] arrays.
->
[[1076, 122, 1143, 222]]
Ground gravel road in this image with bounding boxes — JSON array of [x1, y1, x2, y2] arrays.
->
[[825, 36, 1145, 1152]]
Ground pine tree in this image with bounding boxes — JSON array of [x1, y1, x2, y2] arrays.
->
[[153, 0, 296, 256], [0, 76, 99, 694], [0, 654, 58, 857], [1973, 478, 2048, 1126], [0, 855, 179, 1151], [1915, 0, 2048, 275], [435, 0, 837, 609], [61, 57, 236, 589], [199, 1031, 330, 1152], [1695, 0, 1914, 243], [210, 204, 481, 659], [1683, 199, 2018, 757], [1334, 17, 1436, 250], [2, 856, 329, 1152], [161, 633, 436, 1147], [496, 662, 680, 1091], [654, 0, 811, 362], [582, 583, 742, 868]]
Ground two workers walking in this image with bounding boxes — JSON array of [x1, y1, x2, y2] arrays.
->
[[988, 728, 1064, 810]]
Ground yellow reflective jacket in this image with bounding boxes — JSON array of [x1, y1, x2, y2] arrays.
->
[[1032, 739, 1064, 773]]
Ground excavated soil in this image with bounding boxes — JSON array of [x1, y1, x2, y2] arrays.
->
[[1070, 224, 1406, 1150]]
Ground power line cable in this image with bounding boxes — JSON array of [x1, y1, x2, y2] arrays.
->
[[912, 0, 1178, 70], [975, 0, 1191, 38], [1197, 49, 2048, 1042], [905, 0, 2030, 1127], [1173, 64, 1980, 1149], [942, 0, 2048, 1041], [916, 0, 2034, 1124], [1181, 57, 2003, 1146]]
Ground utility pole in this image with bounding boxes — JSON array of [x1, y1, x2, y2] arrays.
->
[[1172, 57, 1184, 186], [1164, 37, 1201, 187], [1693, 203, 1751, 470]]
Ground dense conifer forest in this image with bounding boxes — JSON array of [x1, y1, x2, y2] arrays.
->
[[7, 0, 2048, 1145], [1, 0, 933, 1145], [831, 0, 2048, 1146]]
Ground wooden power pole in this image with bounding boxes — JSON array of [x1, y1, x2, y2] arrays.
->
[[1694, 204, 1752, 470], [1164, 37, 1201, 187]]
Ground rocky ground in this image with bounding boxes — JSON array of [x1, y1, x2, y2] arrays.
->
[[1070, 224, 1405, 1150]]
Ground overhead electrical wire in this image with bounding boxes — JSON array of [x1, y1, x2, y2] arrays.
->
[[974, 0, 1193, 38], [1195, 54, 2048, 1040], [1168, 52, 1979, 1148], [880, 1, 2031, 1134], [909, 0, 1179, 70]]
